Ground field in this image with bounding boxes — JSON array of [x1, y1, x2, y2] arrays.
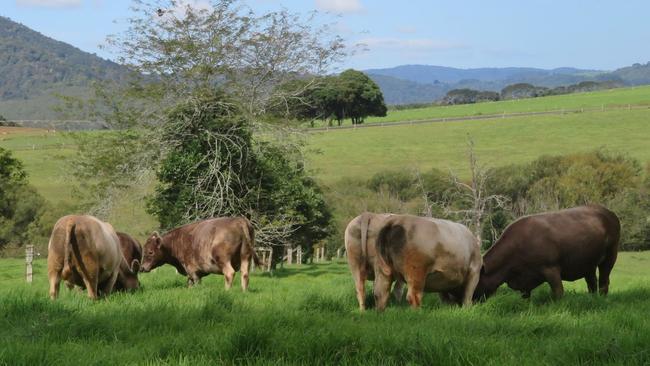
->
[[2, 104, 650, 236], [310, 85, 650, 127], [1, 252, 649, 365], [307, 108, 650, 183]]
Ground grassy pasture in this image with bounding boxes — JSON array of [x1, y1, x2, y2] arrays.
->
[[1, 252, 650, 365], [307, 108, 650, 183], [316, 85, 650, 127]]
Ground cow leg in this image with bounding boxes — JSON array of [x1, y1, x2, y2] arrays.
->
[[240, 256, 250, 292], [223, 262, 235, 290], [542, 267, 564, 300], [461, 268, 480, 307], [598, 251, 618, 296], [373, 271, 392, 312], [406, 280, 425, 309], [48, 269, 62, 300], [352, 267, 367, 311], [81, 270, 99, 300], [521, 291, 531, 299], [392, 279, 405, 303], [101, 271, 119, 297], [585, 269, 598, 294]]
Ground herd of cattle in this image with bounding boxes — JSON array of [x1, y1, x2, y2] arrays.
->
[[47, 204, 621, 311]]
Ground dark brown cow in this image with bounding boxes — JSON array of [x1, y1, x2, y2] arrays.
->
[[140, 217, 259, 291], [474, 205, 620, 300], [113, 232, 142, 291]]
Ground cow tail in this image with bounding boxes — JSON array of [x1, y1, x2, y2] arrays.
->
[[242, 218, 261, 268], [359, 212, 371, 262], [63, 219, 76, 275], [375, 222, 397, 276]]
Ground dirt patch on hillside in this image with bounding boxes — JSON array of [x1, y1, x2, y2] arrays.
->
[[0, 126, 47, 135]]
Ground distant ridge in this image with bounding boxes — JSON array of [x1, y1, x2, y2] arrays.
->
[[365, 63, 650, 105]]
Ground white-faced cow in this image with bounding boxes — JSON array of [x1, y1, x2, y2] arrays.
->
[[48, 215, 135, 300], [374, 214, 482, 310], [140, 217, 259, 291], [344, 212, 405, 310]]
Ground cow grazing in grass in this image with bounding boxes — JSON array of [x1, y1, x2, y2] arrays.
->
[[474, 205, 621, 300], [345, 212, 405, 310], [113, 232, 142, 291], [140, 217, 259, 291], [374, 215, 482, 310], [48, 215, 138, 300]]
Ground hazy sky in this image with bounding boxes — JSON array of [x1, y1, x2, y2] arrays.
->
[[4, 0, 650, 71]]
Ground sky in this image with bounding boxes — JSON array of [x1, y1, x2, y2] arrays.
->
[[3, 0, 650, 71]]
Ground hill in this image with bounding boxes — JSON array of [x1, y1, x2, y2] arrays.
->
[[366, 63, 650, 105], [0, 16, 128, 119]]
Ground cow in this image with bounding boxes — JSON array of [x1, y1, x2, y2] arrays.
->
[[47, 215, 135, 300], [113, 232, 143, 291], [474, 205, 620, 301], [374, 214, 482, 311], [64, 231, 142, 293], [140, 217, 259, 291], [344, 212, 405, 310]]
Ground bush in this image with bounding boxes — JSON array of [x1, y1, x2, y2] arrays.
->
[[0, 147, 47, 249]]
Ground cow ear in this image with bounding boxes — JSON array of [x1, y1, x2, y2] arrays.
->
[[131, 259, 141, 273], [151, 232, 161, 248]]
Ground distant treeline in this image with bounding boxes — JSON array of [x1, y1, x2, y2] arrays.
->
[[441, 80, 623, 105]]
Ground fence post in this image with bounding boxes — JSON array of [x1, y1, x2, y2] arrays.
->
[[25, 244, 34, 283], [287, 247, 293, 265], [297, 246, 302, 264], [336, 247, 342, 258], [267, 247, 273, 272]]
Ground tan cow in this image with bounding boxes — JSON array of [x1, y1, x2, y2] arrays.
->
[[48, 215, 127, 300], [344, 212, 404, 310], [140, 217, 259, 291], [374, 214, 482, 310]]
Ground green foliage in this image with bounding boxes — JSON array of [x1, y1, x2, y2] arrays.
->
[[147, 91, 333, 252], [443, 88, 500, 105], [485, 150, 648, 249], [272, 70, 387, 126], [0, 147, 47, 248]]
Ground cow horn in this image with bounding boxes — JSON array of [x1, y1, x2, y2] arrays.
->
[[131, 259, 141, 273]]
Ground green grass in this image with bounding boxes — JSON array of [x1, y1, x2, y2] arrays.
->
[[306, 108, 650, 183], [1, 252, 650, 365], [309, 85, 650, 127]]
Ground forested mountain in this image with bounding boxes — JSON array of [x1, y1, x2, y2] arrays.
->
[[0, 16, 128, 119]]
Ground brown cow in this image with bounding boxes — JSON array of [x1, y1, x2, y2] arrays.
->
[[375, 215, 482, 310], [344, 212, 405, 310], [48, 215, 132, 300], [140, 217, 259, 291], [473, 205, 620, 300]]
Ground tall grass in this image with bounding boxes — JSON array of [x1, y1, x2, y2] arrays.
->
[[1, 253, 650, 365]]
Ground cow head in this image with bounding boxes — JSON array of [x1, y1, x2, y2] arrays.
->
[[116, 257, 141, 291], [141, 232, 164, 273]]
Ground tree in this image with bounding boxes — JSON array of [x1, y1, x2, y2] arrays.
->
[[0, 147, 47, 249], [66, 0, 343, 261], [335, 69, 387, 125]]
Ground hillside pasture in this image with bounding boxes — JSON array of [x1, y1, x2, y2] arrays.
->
[[1, 253, 649, 365], [307, 108, 650, 183], [307, 85, 650, 127]]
